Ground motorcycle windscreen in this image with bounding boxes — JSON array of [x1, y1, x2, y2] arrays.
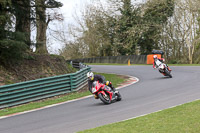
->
[[92, 81, 101, 93], [92, 81, 97, 88]]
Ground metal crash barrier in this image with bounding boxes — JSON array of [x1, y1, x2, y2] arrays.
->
[[0, 66, 91, 109]]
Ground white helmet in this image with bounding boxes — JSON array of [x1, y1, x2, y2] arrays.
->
[[87, 72, 94, 80], [153, 55, 157, 59]]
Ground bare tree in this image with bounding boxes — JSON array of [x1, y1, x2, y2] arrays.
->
[[60, 0, 114, 59], [160, 0, 200, 64], [35, 0, 62, 54]]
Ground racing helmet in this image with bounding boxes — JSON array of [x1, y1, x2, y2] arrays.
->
[[153, 55, 158, 60], [87, 72, 94, 80]]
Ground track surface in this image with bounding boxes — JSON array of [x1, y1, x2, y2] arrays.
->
[[0, 65, 200, 133]]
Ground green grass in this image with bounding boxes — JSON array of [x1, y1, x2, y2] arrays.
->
[[79, 100, 200, 133], [93, 72, 126, 87], [0, 72, 126, 117]]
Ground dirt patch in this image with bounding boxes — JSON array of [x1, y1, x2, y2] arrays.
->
[[117, 74, 130, 80], [0, 53, 77, 85]]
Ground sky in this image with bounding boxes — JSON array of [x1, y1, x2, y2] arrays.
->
[[58, 0, 145, 22], [46, 0, 92, 54], [57, 0, 91, 25]]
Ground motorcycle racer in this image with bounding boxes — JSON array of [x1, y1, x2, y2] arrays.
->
[[87, 72, 117, 98], [153, 55, 171, 71]]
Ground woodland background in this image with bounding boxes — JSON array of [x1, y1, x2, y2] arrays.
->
[[1, 0, 200, 65]]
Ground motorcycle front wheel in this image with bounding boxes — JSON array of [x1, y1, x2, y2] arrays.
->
[[98, 93, 111, 104], [115, 92, 122, 101], [165, 69, 172, 78]]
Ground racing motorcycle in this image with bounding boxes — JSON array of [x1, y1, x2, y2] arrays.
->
[[91, 81, 122, 104], [156, 62, 172, 78]]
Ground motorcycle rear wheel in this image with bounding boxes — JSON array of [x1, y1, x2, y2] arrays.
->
[[98, 93, 111, 104]]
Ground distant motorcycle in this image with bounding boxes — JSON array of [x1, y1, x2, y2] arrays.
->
[[156, 62, 172, 78], [91, 81, 121, 104]]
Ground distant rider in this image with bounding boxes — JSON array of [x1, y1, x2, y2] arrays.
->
[[153, 55, 171, 71], [87, 72, 117, 99]]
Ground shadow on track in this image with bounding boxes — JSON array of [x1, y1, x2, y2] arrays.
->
[[153, 77, 173, 80]]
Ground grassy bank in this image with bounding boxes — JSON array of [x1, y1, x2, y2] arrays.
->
[[0, 72, 126, 117], [79, 100, 200, 133]]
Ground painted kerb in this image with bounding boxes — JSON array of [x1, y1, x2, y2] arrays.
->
[[0, 67, 91, 109]]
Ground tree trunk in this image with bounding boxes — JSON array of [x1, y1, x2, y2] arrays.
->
[[15, 0, 31, 47], [35, 0, 48, 54]]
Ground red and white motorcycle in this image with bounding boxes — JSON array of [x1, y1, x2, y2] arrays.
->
[[155, 60, 172, 78], [91, 81, 121, 104]]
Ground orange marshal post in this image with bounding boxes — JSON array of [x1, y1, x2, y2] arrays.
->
[[147, 54, 161, 64]]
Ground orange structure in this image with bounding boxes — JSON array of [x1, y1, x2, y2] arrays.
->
[[128, 59, 131, 66], [147, 54, 161, 64]]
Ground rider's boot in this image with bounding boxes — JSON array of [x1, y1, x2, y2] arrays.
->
[[166, 64, 172, 71], [94, 94, 98, 99], [106, 81, 117, 93], [112, 87, 118, 94], [109, 83, 118, 94], [167, 66, 172, 71]]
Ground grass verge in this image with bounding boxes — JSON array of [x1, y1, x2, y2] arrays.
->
[[79, 100, 200, 133], [0, 72, 127, 117]]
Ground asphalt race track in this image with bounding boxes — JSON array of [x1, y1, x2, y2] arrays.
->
[[0, 65, 200, 133]]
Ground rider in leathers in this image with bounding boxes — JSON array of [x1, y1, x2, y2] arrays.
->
[[153, 55, 171, 71], [87, 72, 117, 99]]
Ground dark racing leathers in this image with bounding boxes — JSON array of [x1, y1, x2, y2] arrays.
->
[[88, 74, 116, 93]]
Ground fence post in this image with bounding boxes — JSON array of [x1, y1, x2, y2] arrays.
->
[[70, 75, 73, 91]]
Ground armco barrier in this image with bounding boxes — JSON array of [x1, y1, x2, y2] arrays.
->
[[0, 67, 91, 109], [69, 61, 87, 69]]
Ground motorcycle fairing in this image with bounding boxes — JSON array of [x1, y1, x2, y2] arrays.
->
[[155, 60, 162, 67], [98, 90, 113, 101]]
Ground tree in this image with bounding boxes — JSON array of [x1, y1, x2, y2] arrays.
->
[[35, 0, 62, 54], [195, 7, 200, 63], [60, 0, 175, 58], [160, 0, 200, 64], [0, 0, 27, 65], [104, 0, 143, 56], [12, 0, 31, 47], [60, 1, 117, 58], [82, 4, 117, 57], [138, 0, 174, 54], [114, 0, 134, 55]]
